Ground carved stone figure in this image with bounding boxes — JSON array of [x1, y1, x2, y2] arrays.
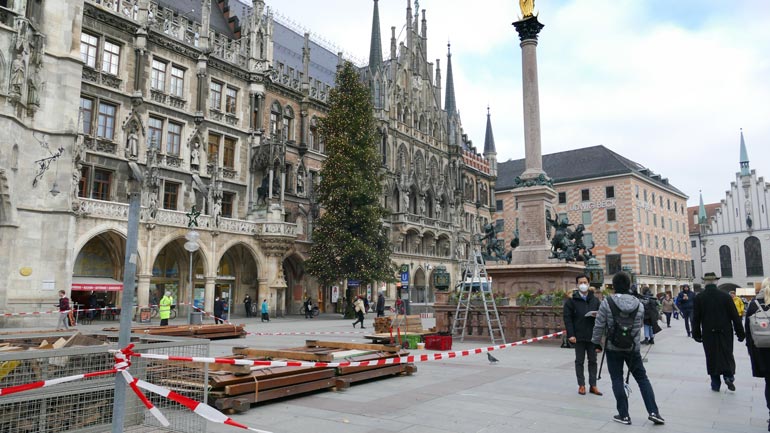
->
[[126, 131, 139, 159], [402, 189, 410, 212], [27, 68, 40, 107], [147, 193, 158, 220], [296, 171, 304, 195], [257, 174, 269, 205], [190, 147, 200, 167], [10, 54, 25, 98], [546, 210, 592, 262], [479, 223, 513, 264], [212, 198, 222, 227]]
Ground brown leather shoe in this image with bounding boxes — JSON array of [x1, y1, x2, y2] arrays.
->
[[589, 386, 603, 396], [578, 385, 586, 395]]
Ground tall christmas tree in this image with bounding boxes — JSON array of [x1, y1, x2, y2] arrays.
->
[[306, 62, 394, 293]]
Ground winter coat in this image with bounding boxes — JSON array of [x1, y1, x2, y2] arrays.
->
[[261, 300, 269, 314], [57, 296, 70, 312], [591, 293, 644, 352], [677, 289, 695, 312], [376, 293, 385, 314], [745, 293, 770, 377], [643, 296, 659, 326], [692, 285, 745, 376], [159, 295, 173, 320], [733, 296, 745, 317], [661, 298, 675, 314], [354, 298, 365, 313], [214, 299, 225, 316], [563, 290, 601, 342]]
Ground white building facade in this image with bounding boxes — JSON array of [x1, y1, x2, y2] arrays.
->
[[690, 132, 770, 290]]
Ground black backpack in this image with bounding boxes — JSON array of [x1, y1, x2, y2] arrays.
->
[[607, 296, 639, 350]]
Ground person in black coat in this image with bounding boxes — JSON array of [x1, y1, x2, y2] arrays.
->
[[745, 278, 770, 430], [376, 290, 386, 317], [213, 297, 225, 324], [692, 273, 745, 392], [563, 274, 602, 396], [243, 295, 252, 318], [677, 284, 695, 336]]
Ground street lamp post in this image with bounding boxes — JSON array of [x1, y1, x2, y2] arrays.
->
[[184, 207, 201, 324]]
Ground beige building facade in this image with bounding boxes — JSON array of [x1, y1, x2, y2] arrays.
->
[[495, 145, 692, 295]]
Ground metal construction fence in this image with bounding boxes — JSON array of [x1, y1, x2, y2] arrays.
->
[[0, 333, 208, 433]]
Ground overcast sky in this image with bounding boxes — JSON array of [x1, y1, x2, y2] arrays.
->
[[257, 0, 770, 206]]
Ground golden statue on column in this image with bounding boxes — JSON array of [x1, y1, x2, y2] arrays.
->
[[519, 0, 535, 17]]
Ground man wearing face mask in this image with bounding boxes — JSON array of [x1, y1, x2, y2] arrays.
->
[[564, 274, 603, 396]]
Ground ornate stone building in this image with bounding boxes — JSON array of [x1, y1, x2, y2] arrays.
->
[[0, 0, 493, 323], [364, 0, 495, 305], [689, 131, 770, 290]]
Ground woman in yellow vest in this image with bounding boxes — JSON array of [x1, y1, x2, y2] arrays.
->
[[159, 291, 173, 326]]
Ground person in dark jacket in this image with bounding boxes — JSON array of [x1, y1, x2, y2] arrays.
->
[[376, 290, 386, 317], [213, 297, 225, 324], [641, 288, 659, 345], [243, 295, 252, 318], [692, 272, 745, 392], [677, 284, 695, 336], [745, 278, 770, 431], [563, 274, 602, 396], [592, 272, 664, 426]]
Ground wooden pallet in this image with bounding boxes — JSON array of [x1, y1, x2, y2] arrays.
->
[[101, 323, 246, 340]]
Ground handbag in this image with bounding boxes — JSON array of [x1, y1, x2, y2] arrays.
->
[[749, 300, 770, 348]]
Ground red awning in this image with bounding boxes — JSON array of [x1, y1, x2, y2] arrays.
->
[[71, 277, 123, 291]]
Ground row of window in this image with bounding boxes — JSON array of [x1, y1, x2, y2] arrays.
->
[[151, 59, 186, 98], [557, 186, 615, 204], [81, 32, 121, 74], [636, 208, 685, 234], [77, 165, 235, 216], [639, 231, 686, 253], [636, 185, 685, 215], [638, 254, 692, 279]]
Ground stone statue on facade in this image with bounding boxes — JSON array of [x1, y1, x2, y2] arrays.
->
[[26, 68, 40, 110], [212, 197, 222, 227], [10, 54, 25, 99], [257, 174, 269, 205], [126, 130, 139, 159], [147, 192, 158, 221], [296, 170, 304, 195], [190, 145, 200, 167]]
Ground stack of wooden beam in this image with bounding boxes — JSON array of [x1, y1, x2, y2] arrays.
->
[[208, 340, 416, 413], [101, 323, 246, 340]]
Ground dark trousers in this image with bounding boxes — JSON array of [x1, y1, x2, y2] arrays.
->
[[214, 312, 223, 324], [681, 310, 692, 335], [765, 377, 770, 414], [160, 318, 168, 326], [245, 305, 251, 317], [353, 311, 365, 327], [574, 341, 598, 387], [606, 350, 660, 418], [663, 312, 672, 326], [710, 374, 735, 390]]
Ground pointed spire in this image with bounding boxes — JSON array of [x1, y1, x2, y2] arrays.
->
[[484, 106, 496, 155], [739, 128, 750, 176], [444, 42, 456, 113], [698, 190, 707, 225], [368, 0, 383, 74]]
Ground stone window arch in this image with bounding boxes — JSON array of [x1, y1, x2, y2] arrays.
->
[[269, 101, 282, 138], [745, 236, 764, 276], [719, 245, 733, 277], [282, 105, 294, 141], [309, 116, 319, 151]]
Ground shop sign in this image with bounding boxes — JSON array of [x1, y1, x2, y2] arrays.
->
[[569, 199, 616, 211]]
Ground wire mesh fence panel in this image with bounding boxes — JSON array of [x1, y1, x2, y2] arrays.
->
[[0, 333, 208, 433]]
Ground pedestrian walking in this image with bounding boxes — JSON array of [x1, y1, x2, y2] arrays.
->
[[55, 290, 70, 331], [244, 294, 252, 318], [261, 299, 270, 322], [563, 274, 602, 396], [692, 272, 745, 392], [352, 296, 366, 328], [376, 289, 386, 317], [730, 291, 745, 317], [214, 297, 224, 324], [159, 291, 173, 326], [641, 288, 660, 345], [304, 297, 314, 319], [591, 272, 664, 426], [661, 293, 676, 328], [744, 278, 770, 431], [677, 284, 695, 336]]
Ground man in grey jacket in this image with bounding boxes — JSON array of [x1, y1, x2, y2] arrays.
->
[[592, 272, 665, 426]]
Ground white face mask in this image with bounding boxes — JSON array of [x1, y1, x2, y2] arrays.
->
[[578, 284, 589, 293]]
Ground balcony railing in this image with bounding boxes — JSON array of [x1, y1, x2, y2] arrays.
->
[[78, 198, 296, 237]]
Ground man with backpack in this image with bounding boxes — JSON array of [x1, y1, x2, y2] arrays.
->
[[692, 272, 745, 392], [591, 272, 664, 426]]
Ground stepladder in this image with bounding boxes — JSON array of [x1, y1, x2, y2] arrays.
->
[[451, 248, 506, 345]]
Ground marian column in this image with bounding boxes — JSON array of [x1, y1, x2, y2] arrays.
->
[[509, 6, 557, 265]]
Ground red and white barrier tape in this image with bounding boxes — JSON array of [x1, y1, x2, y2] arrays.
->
[[0, 367, 117, 397], [128, 331, 566, 368], [1, 303, 194, 318]]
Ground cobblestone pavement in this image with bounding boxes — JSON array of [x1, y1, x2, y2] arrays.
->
[[4, 313, 767, 432]]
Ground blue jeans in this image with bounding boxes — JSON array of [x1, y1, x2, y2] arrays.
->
[[606, 350, 660, 418], [644, 325, 653, 339]]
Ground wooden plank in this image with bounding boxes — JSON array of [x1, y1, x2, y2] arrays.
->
[[334, 364, 408, 385], [232, 347, 333, 362], [209, 366, 321, 387], [304, 340, 401, 353], [224, 369, 335, 395], [214, 377, 336, 411]]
